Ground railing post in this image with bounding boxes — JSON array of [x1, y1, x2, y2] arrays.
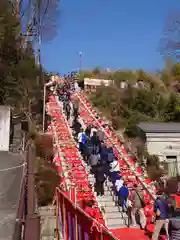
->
[[100, 231, 103, 240], [55, 191, 60, 240], [24, 214, 40, 240], [75, 213, 78, 240], [12, 164, 26, 240], [62, 197, 67, 240], [24, 141, 40, 240], [27, 142, 36, 214]]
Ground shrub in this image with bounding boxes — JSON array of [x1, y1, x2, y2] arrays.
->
[[35, 159, 60, 206], [146, 153, 163, 181], [147, 165, 163, 181], [33, 133, 54, 162], [165, 176, 180, 194]]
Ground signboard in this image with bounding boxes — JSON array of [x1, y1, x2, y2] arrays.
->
[[84, 78, 113, 86]]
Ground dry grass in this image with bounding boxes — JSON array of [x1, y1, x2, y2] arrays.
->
[[35, 158, 60, 206], [33, 133, 54, 162]]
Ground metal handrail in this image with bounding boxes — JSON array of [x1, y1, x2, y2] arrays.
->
[[12, 154, 27, 240]]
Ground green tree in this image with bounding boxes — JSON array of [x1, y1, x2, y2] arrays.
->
[[92, 67, 101, 75]]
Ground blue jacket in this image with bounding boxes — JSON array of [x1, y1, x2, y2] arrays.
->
[[119, 186, 129, 198], [112, 173, 121, 184], [154, 197, 169, 219], [107, 148, 115, 162], [81, 133, 87, 145]]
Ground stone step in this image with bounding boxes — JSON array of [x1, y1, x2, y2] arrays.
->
[[105, 211, 127, 219], [67, 111, 128, 230], [104, 206, 121, 213], [40, 206, 63, 239], [99, 201, 115, 207], [106, 217, 125, 226], [106, 222, 127, 229], [97, 195, 114, 200]]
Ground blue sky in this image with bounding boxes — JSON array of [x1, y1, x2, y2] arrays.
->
[[41, 0, 180, 74]]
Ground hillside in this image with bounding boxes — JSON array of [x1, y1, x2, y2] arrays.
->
[[78, 66, 180, 138]]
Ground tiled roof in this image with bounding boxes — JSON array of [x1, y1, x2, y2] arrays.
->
[[138, 122, 180, 133]]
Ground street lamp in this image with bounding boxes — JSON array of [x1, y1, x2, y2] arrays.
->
[[78, 52, 82, 72]]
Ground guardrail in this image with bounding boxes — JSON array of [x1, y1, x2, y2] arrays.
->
[[55, 187, 119, 240], [12, 140, 40, 240]]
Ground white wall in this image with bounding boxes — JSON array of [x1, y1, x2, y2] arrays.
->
[[146, 133, 180, 162], [0, 106, 10, 151], [84, 78, 113, 86]]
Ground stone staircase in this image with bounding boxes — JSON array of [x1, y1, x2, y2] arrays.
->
[[39, 205, 63, 240], [88, 170, 129, 229], [56, 98, 129, 230]]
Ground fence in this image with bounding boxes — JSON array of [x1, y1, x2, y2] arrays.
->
[[13, 140, 40, 240], [55, 187, 119, 240], [12, 140, 119, 240]]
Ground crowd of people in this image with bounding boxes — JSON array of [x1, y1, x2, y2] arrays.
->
[[54, 78, 180, 240]]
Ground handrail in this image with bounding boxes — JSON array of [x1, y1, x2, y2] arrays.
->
[[56, 187, 119, 240], [76, 93, 156, 200], [12, 160, 27, 240]]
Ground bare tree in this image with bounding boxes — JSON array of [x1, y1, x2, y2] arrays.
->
[[25, 0, 60, 42], [9, 0, 60, 45], [160, 12, 180, 61]]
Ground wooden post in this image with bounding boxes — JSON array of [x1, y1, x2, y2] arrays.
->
[[75, 214, 78, 240], [24, 141, 41, 240], [62, 197, 67, 240], [55, 192, 60, 240], [24, 214, 40, 240], [27, 142, 36, 214]]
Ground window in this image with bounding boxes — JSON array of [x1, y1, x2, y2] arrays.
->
[[166, 156, 178, 177]]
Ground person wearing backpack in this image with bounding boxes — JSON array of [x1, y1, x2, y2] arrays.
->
[[96, 129, 104, 142], [94, 162, 106, 197], [91, 131, 101, 154], [78, 129, 87, 155], [89, 153, 100, 172], [131, 184, 146, 229], [65, 102, 71, 120], [73, 100, 79, 118], [118, 182, 129, 212], [109, 158, 120, 180], [85, 125, 91, 138], [152, 191, 169, 240], [107, 147, 115, 163]]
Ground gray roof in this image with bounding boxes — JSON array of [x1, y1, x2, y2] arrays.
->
[[0, 152, 24, 239], [138, 122, 180, 133]]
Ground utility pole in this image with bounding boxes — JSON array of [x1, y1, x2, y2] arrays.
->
[[15, 0, 20, 19]]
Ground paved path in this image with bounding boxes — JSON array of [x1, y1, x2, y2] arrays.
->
[[0, 152, 24, 240]]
